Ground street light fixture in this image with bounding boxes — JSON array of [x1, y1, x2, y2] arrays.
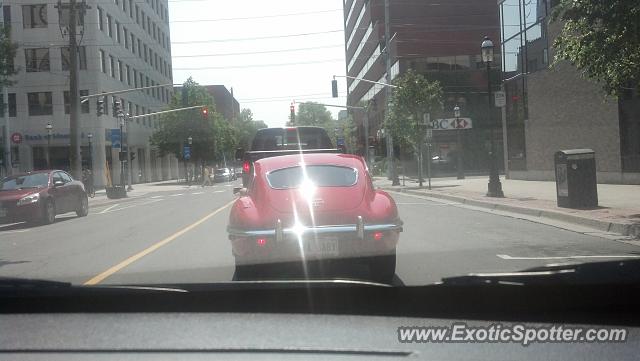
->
[[482, 36, 504, 197], [454, 105, 465, 180], [187, 136, 193, 145], [45, 122, 53, 169]]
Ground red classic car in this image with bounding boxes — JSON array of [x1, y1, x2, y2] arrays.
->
[[0, 170, 89, 225], [227, 153, 403, 283]]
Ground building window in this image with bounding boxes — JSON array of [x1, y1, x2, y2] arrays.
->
[[61, 46, 87, 71], [97, 7, 104, 31], [143, 44, 148, 62], [8, 93, 17, 117], [25, 48, 50, 72], [115, 21, 121, 43], [22, 4, 47, 28], [27, 92, 53, 116], [109, 55, 115, 78], [130, 33, 135, 53], [135, 5, 139, 24], [147, 17, 151, 35], [118, 60, 123, 81], [145, 77, 150, 94], [63, 91, 71, 114], [107, 14, 113, 37], [135, 104, 139, 116], [133, 69, 138, 87], [99, 49, 106, 73], [137, 39, 142, 58], [141, 10, 145, 30], [123, 27, 129, 49], [80, 90, 90, 113], [126, 64, 131, 85], [121, 0, 126, 12]]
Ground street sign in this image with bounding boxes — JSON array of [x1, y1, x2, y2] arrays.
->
[[494, 91, 506, 107], [10, 132, 23, 144], [336, 137, 345, 146], [430, 118, 473, 130], [110, 129, 121, 149], [183, 145, 191, 160]]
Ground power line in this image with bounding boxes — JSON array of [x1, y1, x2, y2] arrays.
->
[[172, 30, 343, 44], [171, 44, 343, 58], [173, 59, 344, 70], [170, 9, 342, 23]]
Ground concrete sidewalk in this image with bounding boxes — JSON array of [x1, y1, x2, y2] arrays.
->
[[88, 179, 217, 206], [375, 176, 640, 238]]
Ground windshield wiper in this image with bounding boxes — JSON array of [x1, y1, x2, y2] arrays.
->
[[441, 258, 640, 286]]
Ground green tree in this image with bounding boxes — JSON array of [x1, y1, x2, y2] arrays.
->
[[234, 108, 267, 149], [0, 25, 19, 87], [385, 69, 444, 151], [150, 77, 236, 164], [294, 102, 333, 127], [553, 0, 640, 95]]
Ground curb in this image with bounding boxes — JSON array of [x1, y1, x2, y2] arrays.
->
[[380, 186, 640, 239]]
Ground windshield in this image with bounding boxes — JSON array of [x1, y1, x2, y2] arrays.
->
[[0, 174, 49, 190], [1, 0, 640, 311], [267, 165, 357, 189]]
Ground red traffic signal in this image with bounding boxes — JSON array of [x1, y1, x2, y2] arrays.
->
[[201, 107, 209, 120]]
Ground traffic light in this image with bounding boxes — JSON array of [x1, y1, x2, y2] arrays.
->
[[113, 99, 123, 116], [201, 107, 209, 120], [96, 97, 105, 116], [331, 79, 338, 98], [130, 152, 136, 162], [290, 104, 295, 123]]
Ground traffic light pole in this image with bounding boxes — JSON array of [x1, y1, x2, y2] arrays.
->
[[384, 0, 399, 185]]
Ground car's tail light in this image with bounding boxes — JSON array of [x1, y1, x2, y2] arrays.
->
[[256, 238, 268, 247], [242, 161, 250, 173], [373, 232, 384, 241]]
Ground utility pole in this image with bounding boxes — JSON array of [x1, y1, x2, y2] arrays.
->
[[126, 114, 133, 190], [384, 0, 399, 185], [62, 0, 85, 180], [1, 4, 11, 176]]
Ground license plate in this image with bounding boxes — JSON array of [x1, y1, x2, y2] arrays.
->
[[303, 238, 339, 257], [0, 208, 6, 218]]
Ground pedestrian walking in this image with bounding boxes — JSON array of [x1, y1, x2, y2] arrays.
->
[[202, 166, 212, 187]]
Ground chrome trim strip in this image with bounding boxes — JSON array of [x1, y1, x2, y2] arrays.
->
[[227, 222, 403, 238]]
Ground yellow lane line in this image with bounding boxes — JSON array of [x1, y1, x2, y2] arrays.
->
[[83, 200, 235, 285]]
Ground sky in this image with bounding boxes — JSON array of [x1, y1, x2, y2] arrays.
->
[[167, 0, 348, 127]]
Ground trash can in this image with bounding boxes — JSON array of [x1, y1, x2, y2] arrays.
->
[[554, 149, 598, 208]]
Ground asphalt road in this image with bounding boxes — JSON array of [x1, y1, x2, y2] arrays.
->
[[1, 181, 639, 286]]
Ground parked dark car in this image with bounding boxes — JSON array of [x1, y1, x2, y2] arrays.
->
[[0, 170, 89, 225], [213, 168, 233, 183]]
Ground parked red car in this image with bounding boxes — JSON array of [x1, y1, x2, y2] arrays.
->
[[0, 170, 89, 225], [227, 153, 403, 282]]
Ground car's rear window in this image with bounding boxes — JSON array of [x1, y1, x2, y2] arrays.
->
[[267, 165, 358, 189], [215, 169, 228, 175], [251, 128, 333, 151]]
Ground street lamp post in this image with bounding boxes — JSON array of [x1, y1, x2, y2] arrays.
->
[[454, 105, 465, 180], [45, 123, 52, 169], [125, 114, 133, 191], [119, 113, 125, 187], [482, 36, 504, 197], [187, 136, 193, 184], [87, 133, 93, 172]]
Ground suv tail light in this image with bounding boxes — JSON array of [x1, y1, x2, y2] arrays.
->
[[242, 161, 250, 173]]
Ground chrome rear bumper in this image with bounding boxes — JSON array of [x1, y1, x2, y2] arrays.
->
[[228, 216, 403, 242]]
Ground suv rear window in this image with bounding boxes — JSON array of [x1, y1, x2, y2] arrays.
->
[[251, 128, 333, 151], [267, 165, 358, 189]]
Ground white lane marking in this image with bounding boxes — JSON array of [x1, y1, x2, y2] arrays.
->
[[0, 222, 24, 229], [0, 229, 30, 235], [395, 202, 454, 206], [497, 254, 640, 260], [224, 184, 235, 187], [191, 192, 204, 195], [170, 193, 184, 197], [99, 204, 120, 214], [150, 196, 164, 199], [98, 199, 163, 214], [213, 190, 225, 193]]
